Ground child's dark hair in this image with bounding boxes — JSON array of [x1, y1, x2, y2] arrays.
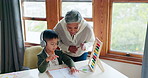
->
[[43, 29, 58, 41]]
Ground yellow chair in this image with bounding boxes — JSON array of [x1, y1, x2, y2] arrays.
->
[[23, 46, 43, 69]]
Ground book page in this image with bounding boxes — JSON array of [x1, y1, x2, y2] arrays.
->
[[0, 72, 20, 78], [48, 68, 79, 78]]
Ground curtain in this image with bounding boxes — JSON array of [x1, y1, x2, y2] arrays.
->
[[0, 0, 25, 73], [142, 23, 148, 78], [0, 15, 1, 73]]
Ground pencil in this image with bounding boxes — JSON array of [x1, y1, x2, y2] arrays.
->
[[52, 51, 54, 55]]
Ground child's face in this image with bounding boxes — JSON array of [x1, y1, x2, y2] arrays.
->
[[46, 38, 58, 52]]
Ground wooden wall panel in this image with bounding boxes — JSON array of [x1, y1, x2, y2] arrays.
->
[[46, 0, 60, 29], [93, 0, 110, 56]]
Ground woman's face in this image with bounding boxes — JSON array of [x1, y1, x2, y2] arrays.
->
[[66, 23, 79, 36]]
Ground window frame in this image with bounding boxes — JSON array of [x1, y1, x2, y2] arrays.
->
[[21, 0, 59, 45], [94, 0, 148, 65], [21, 1, 47, 41]]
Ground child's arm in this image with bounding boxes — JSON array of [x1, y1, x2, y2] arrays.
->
[[60, 51, 79, 74], [46, 54, 59, 62], [37, 54, 59, 73], [70, 67, 79, 74], [61, 52, 75, 68], [37, 55, 49, 73]]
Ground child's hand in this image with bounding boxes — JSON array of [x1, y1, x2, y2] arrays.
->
[[70, 67, 79, 74], [46, 55, 59, 62]]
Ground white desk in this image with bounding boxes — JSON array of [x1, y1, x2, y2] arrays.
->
[[0, 60, 128, 78]]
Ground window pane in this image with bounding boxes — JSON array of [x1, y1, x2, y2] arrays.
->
[[23, 0, 45, 1], [111, 3, 148, 54], [25, 20, 47, 43], [62, 0, 92, 2], [23, 2, 46, 18], [62, 2, 92, 18]]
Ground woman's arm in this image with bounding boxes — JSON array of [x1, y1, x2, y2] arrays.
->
[[81, 26, 95, 52]]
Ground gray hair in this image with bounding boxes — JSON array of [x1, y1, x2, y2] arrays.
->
[[65, 10, 82, 24]]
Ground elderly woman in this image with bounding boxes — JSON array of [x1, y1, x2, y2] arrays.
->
[[54, 10, 95, 62]]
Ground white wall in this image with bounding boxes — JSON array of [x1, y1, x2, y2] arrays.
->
[[101, 59, 142, 78]]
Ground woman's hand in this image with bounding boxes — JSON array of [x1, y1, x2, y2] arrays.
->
[[68, 46, 78, 53], [46, 55, 59, 62], [80, 43, 86, 51], [70, 67, 79, 74]]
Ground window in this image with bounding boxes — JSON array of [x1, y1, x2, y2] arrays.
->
[[93, 0, 148, 65], [25, 20, 47, 43], [22, 1, 47, 43], [62, 2, 92, 18], [23, 2, 46, 18], [61, 0, 92, 20], [110, 3, 148, 56]]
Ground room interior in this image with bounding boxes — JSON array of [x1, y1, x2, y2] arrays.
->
[[0, 0, 148, 78]]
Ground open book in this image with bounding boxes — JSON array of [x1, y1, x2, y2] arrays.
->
[[47, 67, 79, 78]]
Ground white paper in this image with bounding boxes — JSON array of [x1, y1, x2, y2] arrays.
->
[[0, 74, 16, 78], [79, 65, 92, 73], [48, 68, 79, 78]]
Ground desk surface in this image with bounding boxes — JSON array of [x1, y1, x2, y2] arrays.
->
[[0, 60, 128, 78]]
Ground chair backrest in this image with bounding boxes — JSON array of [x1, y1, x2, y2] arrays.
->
[[23, 46, 43, 69]]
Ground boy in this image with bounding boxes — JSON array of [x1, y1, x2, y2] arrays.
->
[[37, 29, 78, 74]]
